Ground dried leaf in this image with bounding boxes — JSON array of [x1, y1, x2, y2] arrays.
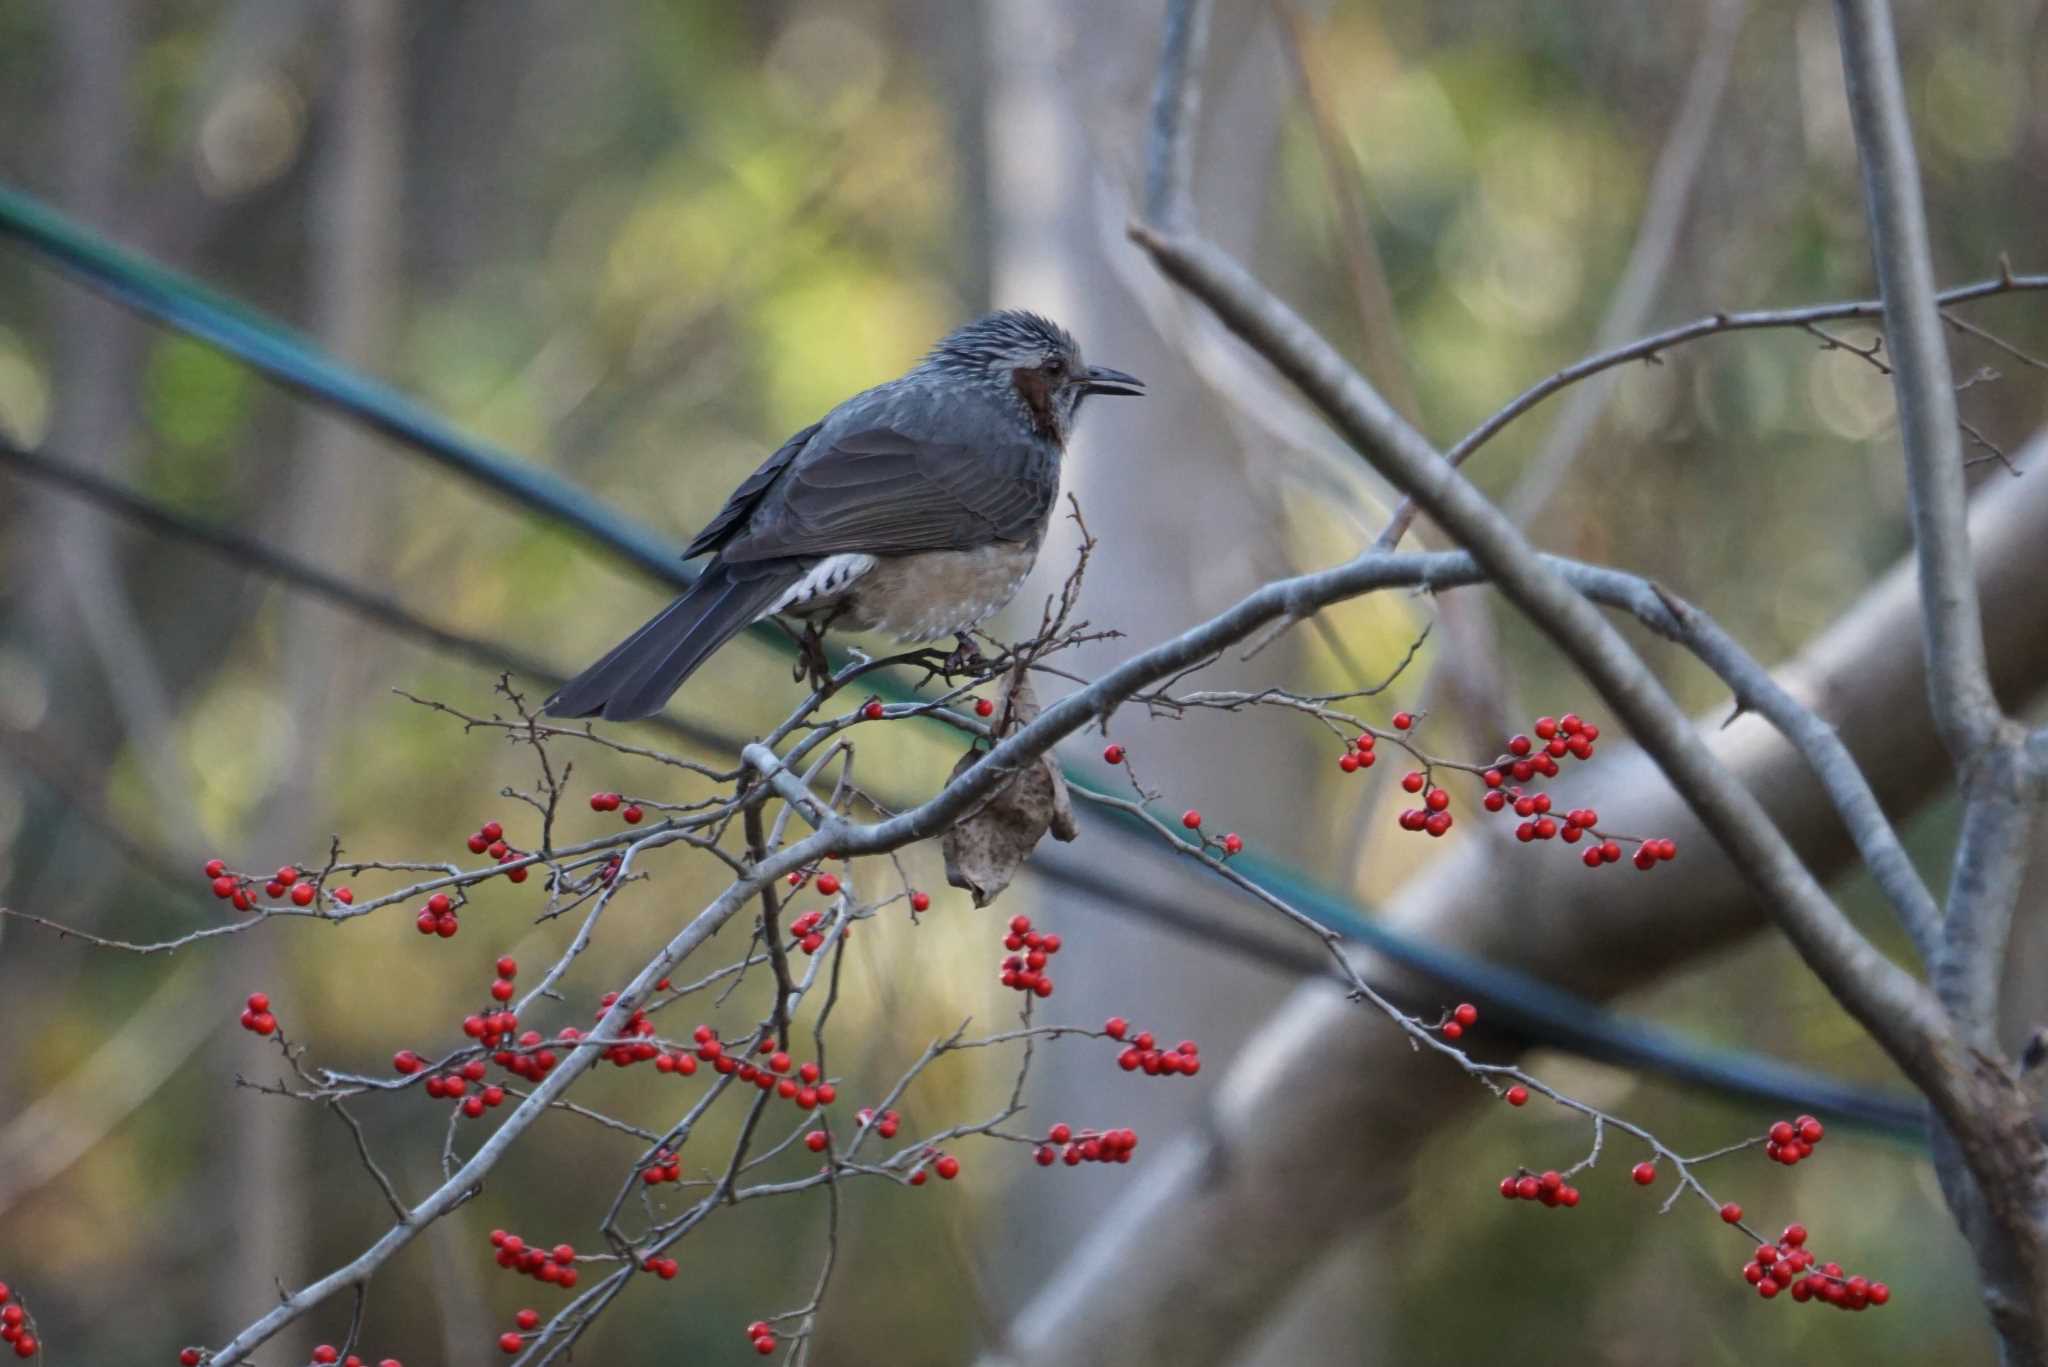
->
[[942, 668, 1078, 907]]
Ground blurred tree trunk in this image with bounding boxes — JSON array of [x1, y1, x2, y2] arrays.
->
[[224, 4, 403, 1356], [976, 5, 1385, 1361]]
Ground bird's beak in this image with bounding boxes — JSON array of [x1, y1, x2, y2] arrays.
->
[[1082, 365, 1145, 397]]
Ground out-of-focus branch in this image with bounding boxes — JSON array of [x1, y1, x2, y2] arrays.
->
[[1501, 0, 1746, 528], [1143, 0, 1211, 231]]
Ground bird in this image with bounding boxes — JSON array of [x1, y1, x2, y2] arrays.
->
[[544, 310, 1143, 722]]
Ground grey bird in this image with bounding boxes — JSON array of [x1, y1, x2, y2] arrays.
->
[[544, 310, 1143, 722]]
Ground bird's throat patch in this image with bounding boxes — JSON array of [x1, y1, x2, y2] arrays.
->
[[1011, 367, 1060, 442]]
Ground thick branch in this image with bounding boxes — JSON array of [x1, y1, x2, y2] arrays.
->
[[1832, 0, 2002, 757]]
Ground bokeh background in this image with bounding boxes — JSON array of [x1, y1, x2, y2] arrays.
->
[[2, 2, 2046, 1364]]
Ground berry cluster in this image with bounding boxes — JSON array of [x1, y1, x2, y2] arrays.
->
[[461, 819, 532, 885], [309, 1344, 405, 1367], [857, 1107, 902, 1139], [204, 859, 348, 912], [1742, 1224, 1889, 1307], [745, 1321, 780, 1356], [308, 1348, 402, 1367], [1033, 1121, 1138, 1166], [0, 1282, 37, 1359], [1174, 810, 1245, 857], [787, 908, 833, 954], [1764, 1114, 1826, 1166], [642, 1146, 684, 1184], [424, 1059, 506, 1119], [592, 991, 663, 1066], [640, 1254, 680, 1279], [1497, 1168, 1583, 1208], [588, 791, 645, 823], [496, 1307, 544, 1355], [999, 914, 1063, 997], [414, 891, 461, 938], [908, 1148, 961, 1184], [687, 1027, 839, 1110], [488, 1232, 581, 1289], [1105, 1018, 1201, 1077], [1440, 1002, 1478, 1041], [238, 991, 276, 1036]]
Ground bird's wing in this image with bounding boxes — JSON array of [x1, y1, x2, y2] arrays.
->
[[678, 421, 824, 561], [715, 425, 1056, 563]]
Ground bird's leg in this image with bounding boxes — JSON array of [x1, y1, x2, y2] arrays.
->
[[789, 616, 836, 692], [944, 632, 989, 678]]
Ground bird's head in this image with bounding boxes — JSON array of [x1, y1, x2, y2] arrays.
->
[[922, 309, 1143, 443]]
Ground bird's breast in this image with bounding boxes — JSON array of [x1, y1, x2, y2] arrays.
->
[[841, 540, 1043, 641]]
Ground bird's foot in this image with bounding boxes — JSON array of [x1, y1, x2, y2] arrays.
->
[[791, 626, 834, 693], [945, 633, 990, 678]]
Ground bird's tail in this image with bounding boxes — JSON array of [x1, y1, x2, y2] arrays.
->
[[543, 561, 798, 722]]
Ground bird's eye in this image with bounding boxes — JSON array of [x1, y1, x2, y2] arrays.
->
[[1041, 358, 1064, 376]]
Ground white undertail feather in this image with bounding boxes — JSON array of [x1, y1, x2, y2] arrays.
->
[[761, 553, 877, 619]]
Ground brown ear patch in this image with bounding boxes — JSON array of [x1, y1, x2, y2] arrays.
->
[[1011, 367, 1060, 442]]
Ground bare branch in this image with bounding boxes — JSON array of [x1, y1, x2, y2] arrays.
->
[[1832, 0, 2003, 758]]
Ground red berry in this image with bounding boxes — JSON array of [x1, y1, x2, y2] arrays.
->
[[1338, 753, 1361, 773], [1392, 711, 1413, 729], [1720, 1202, 1743, 1223], [1504, 1085, 1528, 1106], [290, 882, 315, 906], [1104, 1017, 1128, 1039], [499, 1332, 522, 1354], [246, 991, 271, 1013], [806, 1130, 828, 1152], [247, 1011, 276, 1035], [1799, 1118, 1824, 1143], [934, 1155, 960, 1180], [314, 1349, 340, 1365], [910, 891, 930, 912], [863, 700, 885, 720], [1400, 771, 1424, 793], [1102, 744, 1125, 765], [1631, 1161, 1656, 1185], [816, 873, 841, 896], [204, 858, 226, 879], [1441, 1021, 1463, 1040], [1453, 1003, 1478, 1026], [754, 1336, 777, 1356], [974, 698, 994, 718], [182, 1352, 202, 1366], [1181, 810, 1201, 829], [1221, 833, 1243, 855], [212, 875, 237, 899], [1782, 1223, 1808, 1246], [622, 804, 644, 824]]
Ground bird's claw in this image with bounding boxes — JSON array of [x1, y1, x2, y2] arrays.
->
[[945, 634, 989, 677]]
